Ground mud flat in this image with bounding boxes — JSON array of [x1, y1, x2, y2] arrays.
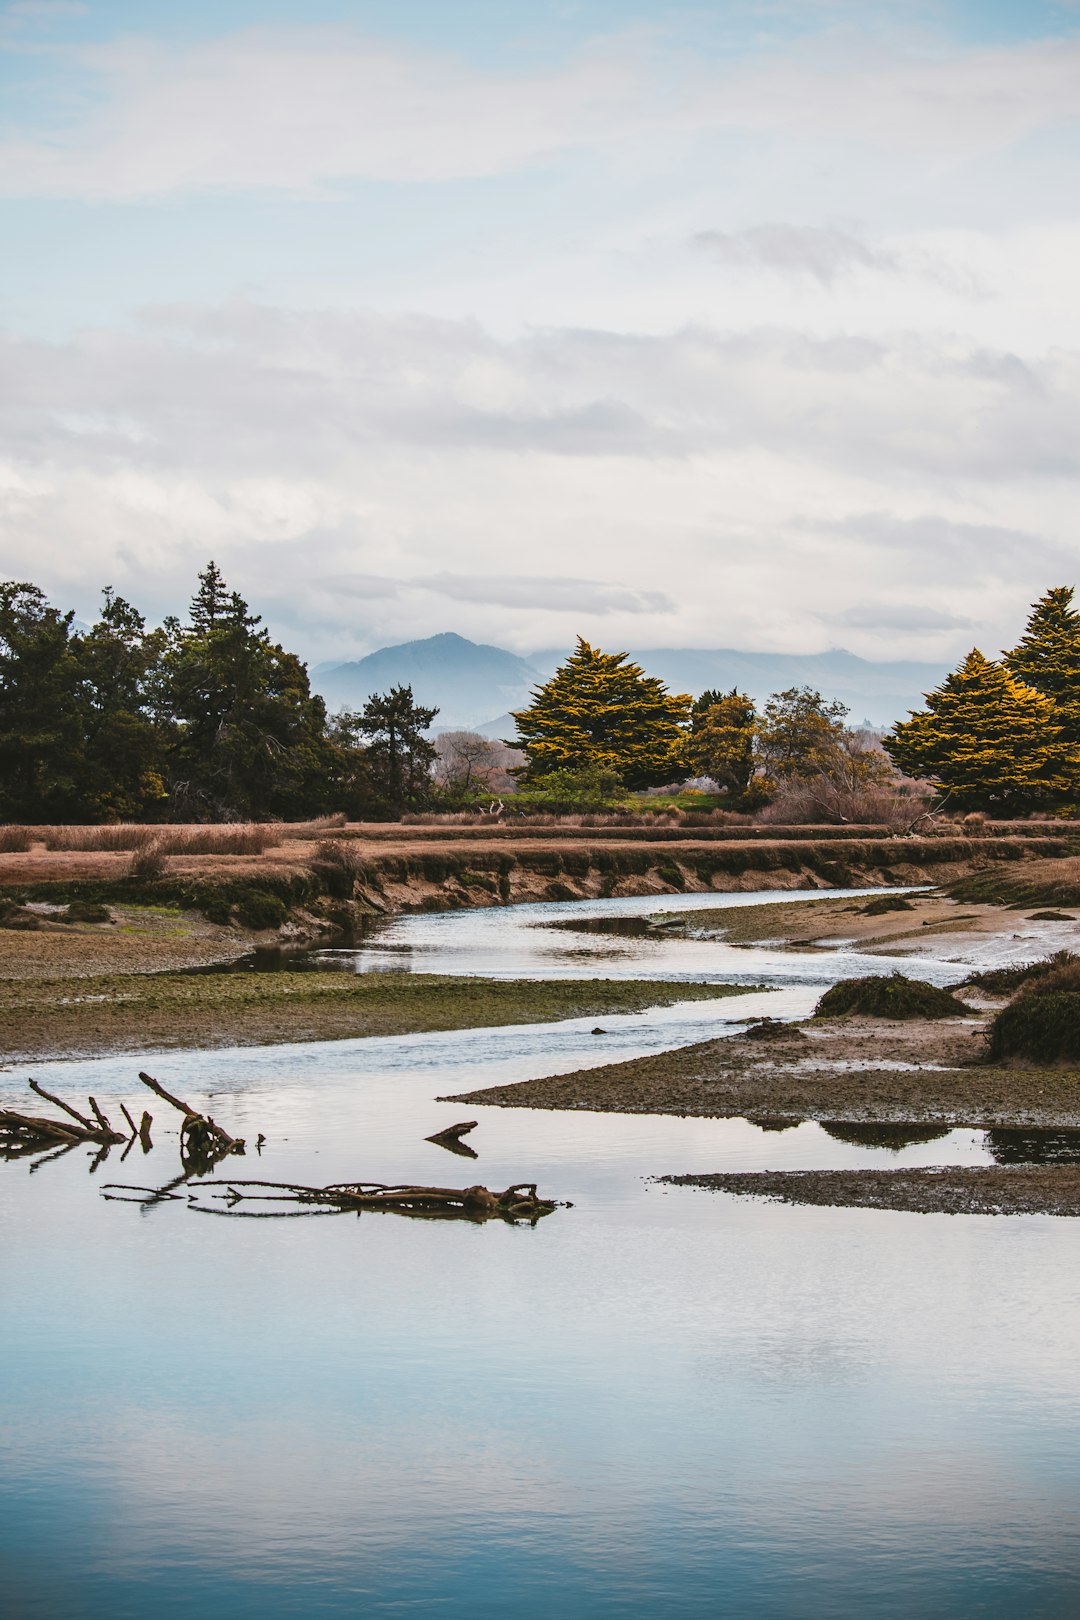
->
[[0, 972, 753, 1064], [446, 1013, 1080, 1130], [659, 1165, 1080, 1217]]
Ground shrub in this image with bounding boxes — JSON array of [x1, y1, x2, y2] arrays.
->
[[656, 863, 685, 889], [965, 950, 1079, 996], [129, 843, 169, 880], [988, 992, 1080, 1063], [235, 889, 288, 930], [308, 838, 363, 898], [814, 973, 973, 1019]]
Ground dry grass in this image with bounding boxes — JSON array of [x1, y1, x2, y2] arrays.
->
[[43, 822, 284, 855], [0, 825, 32, 853]]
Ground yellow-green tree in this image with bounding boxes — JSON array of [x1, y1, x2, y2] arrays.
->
[[511, 639, 691, 788], [884, 649, 1078, 809], [690, 689, 756, 794], [1005, 585, 1080, 743]]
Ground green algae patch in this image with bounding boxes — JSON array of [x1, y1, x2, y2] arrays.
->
[[0, 971, 759, 1063]]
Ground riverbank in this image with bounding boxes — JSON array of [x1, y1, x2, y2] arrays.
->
[[0, 971, 751, 1064]]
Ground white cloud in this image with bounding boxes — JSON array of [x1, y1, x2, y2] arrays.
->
[[0, 24, 1079, 200], [0, 301, 1076, 663]]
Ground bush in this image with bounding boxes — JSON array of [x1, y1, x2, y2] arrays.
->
[[129, 842, 169, 880], [308, 838, 363, 898], [235, 889, 288, 930], [814, 973, 973, 1019], [988, 992, 1080, 1063], [656, 863, 685, 889], [965, 950, 1080, 996]]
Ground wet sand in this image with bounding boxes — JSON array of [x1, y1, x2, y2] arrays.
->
[[659, 1166, 1080, 1217], [446, 1007, 1080, 1129]]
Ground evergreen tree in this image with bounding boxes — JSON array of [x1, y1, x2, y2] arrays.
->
[[0, 582, 83, 820], [689, 689, 756, 794], [161, 562, 334, 819], [71, 590, 170, 820], [884, 649, 1078, 809], [334, 686, 438, 818], [1005, 585, 1080, 742], [511, 639, 691, 788]]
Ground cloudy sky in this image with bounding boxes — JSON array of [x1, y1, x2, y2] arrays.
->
[[2, 0, 1080, 664]]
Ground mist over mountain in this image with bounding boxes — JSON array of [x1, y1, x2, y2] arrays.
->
[[314, 634, 947, 732]]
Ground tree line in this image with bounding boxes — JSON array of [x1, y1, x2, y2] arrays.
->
[[3, 569, 1076, 824], [0, 565, 439, 823]]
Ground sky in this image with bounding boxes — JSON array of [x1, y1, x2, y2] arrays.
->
[[2, 0, 1080, 665]]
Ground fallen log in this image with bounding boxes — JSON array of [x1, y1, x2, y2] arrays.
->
[[181, 1177, 561, 1224], [138, 1071, 243, 1172], [1, 1080, 127, 1154]]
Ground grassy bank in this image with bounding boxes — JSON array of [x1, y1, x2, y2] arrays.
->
[[0, 971, 755, 1063]]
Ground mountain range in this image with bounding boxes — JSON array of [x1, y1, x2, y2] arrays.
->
[[312, 632, 949, 733]]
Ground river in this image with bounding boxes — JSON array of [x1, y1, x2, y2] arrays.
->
[[2, 887, 1079, 1618]]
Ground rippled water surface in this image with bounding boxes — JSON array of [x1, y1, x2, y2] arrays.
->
[[3, 888, 1080, 1619]]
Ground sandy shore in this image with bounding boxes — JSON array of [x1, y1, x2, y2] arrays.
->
[[659, 1166, 1080, 1217], [0, 972, 750, 1064]]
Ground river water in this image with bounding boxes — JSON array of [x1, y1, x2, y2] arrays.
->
[[2, 888, 1079, 1619]]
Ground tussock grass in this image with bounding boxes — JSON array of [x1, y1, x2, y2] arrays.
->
[[814, 973, 973, 1020], [0, 825, 32, 853], [43, 822, 283, 855]]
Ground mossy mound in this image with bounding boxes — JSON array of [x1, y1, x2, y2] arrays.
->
[[1028, 910, 1074, 922], [859, 895, 915, 916], [62, 899, 113, 924], [821, 1121, 950, 1150], [743, 1018, 807, 1043], [966, 950, 1079, 996], [988, 992, 1080, 1064], [814, 973, 973, 1020]]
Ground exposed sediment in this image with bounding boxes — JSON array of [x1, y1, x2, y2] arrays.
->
[[658, 1165, 1080, 1217]]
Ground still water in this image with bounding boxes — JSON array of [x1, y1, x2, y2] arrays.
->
[[2, 889, 1079, 1619]]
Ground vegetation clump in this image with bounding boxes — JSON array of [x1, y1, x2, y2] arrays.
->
[[988, 987, 1080, 1064], [814, 973, 973, 1020], [965, 950, 1079, 996], [62, 899, 112, 924], [859, 894, 915, 915]]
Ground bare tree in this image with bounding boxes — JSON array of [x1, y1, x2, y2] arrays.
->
[[434, 731, 524, 793]]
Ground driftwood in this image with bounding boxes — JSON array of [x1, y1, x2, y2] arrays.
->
[[0, 1080, 153, 1169], [425, 1119, 479, 1158], [104, 1176, 562, 1224], [138, 1071, 244, 1173]]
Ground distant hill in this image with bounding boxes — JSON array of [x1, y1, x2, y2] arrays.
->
[[314, 633, 947, 732], [314, 632, 543, 729]]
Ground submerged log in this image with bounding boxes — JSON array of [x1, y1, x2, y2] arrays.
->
[[179, 1177, 561, 1224], [425, 1120, 479, 1158], [138, 1071, 243, 1173], [1, 1080, 128, 1155]]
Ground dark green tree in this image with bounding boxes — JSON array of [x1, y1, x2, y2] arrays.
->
[[885, 649, 1078, 809], [511, 639, 691, 788], [0, 582, 83, 821], [161, 562, 335, 819], [333, 685, 438, 819], [71, 590, 170, 821], [1005, 585, 1080, 743], [689, 689, 756, 794]]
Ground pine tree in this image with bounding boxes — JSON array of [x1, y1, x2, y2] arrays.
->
[[690, 690, 756, 794], [71, 590, 170, 820], [511, 639, 691, 789], [0, 582, 83, 820], [161, 563, 335, 819], [1005, 585, 1080, 743], [884, 649, 1078, 809], [334, 685, 439, 819]]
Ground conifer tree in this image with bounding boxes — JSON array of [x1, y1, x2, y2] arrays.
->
[[511, 639, 691, 788], [884, 650, 1078, 809], [1005, 585, 1080, 743], [71, 590, 170, 820], [690, 690, 756, 794], [0, 581, 84, 820]]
